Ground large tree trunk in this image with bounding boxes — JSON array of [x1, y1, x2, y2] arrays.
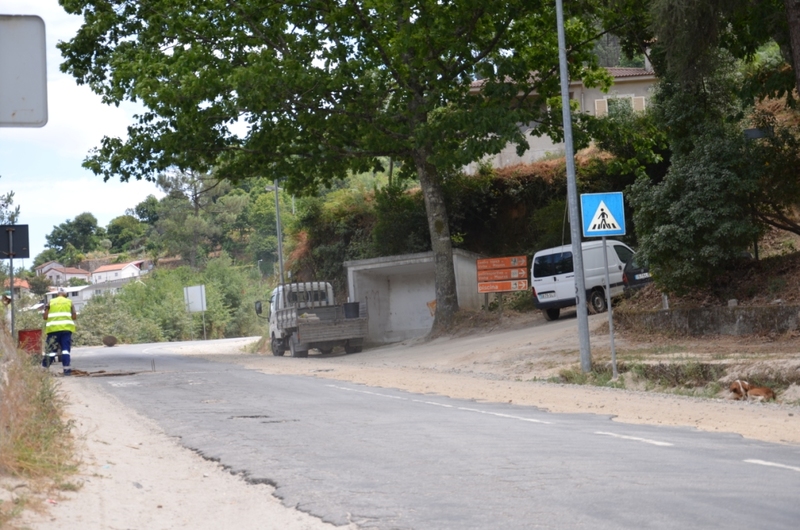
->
[[413, 149, 459, 335], [785, 0, 800, 96]]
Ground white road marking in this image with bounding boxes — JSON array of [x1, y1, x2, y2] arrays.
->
[[744, 459, 800, 473], [595, 431, 673, 446], [107, 381, 141, 387], [326, 385, 550, 424]]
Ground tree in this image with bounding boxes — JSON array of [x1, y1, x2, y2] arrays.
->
[[639, 0, 800, 102], [151, 171, 248, 268], [27, 274, 51, 297], [45, 212, 102, 255], [1, 175, 20, 224], [106, 215, 145, 252], [128, 195, 160, 226], [60, 0, 609, 333]]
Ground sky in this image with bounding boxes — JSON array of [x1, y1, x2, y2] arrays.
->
[[1, 1, 163, 265]]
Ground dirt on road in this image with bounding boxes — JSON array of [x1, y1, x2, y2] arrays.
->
[[15, 312, 800, 529]]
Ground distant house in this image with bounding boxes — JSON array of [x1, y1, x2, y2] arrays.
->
[[90, 260, 146, 284], [34, 261, 91, 286], [465, 66, 657, 173], [3, 278, 30, 300], [44, 285, 90, 312]]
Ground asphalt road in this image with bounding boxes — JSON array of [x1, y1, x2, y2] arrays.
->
[[72, 340, 800, 529]]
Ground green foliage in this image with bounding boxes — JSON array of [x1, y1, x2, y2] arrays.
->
[[0, 176, 20, 224], [33, 249, 59, 268], [27, 275, 51, 297], [649, 0, 798, 101], [290, 190, 375, 295], [75, 253, 264, 345], [73, 294, 164, 346], [106, 215, 145, 252], [371, 184, 430, 256], [628, 122, 760, 293], [45, 212, 103, 259]]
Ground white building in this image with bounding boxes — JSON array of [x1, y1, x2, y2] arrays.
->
[[465, 67, 657, 173], [345, 249, 482, 344], [90, 261, 145, 284], [34, 261, 91, 286]]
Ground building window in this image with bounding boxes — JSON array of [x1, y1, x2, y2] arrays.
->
[[594, 95, 646, 117]]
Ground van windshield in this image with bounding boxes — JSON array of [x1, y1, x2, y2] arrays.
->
[[533, 252, 574, 277]]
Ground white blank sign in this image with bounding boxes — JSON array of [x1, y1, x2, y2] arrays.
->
[[184, 285, 207, 313], [0, 15, 48, 127]]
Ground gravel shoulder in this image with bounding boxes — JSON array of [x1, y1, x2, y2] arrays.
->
[[18, 314, 800, 527]]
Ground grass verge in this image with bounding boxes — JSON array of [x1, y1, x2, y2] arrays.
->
[[552, 360, 800, 398], [0, 324, 76, 527]]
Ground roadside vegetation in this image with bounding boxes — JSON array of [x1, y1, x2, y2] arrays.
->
[[553, 358, 800, 404], [0, 327, 77, 527]]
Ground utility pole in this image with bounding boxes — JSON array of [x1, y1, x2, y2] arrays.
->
[[266, 181, 285, 284], [555, 0, 592, 372]]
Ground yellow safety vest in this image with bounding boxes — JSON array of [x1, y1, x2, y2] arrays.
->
[[46, 296, 76, 333]]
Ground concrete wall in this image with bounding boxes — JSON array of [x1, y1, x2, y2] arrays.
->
[[345, 249, 483, 344], [615, 305, 800, 336]]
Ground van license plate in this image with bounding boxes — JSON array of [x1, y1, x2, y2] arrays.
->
[[634, 272, 651, 280], [539, 292, 556, 299]]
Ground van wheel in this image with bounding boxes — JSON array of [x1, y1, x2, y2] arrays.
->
[[589, 289, 607, 314], [542, 308, 560, 321], [271, 336, 285, 356]]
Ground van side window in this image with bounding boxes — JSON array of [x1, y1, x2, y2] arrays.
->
[[533, 252, 574, 277], [613, 245, 634, 265]]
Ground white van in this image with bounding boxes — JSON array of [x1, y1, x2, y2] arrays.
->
[[531, 240, 634, 321]]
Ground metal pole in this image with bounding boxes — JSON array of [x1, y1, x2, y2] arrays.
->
[[273, 179, 285, 284], [7, 227, 15, 338], [556, 0, 592, 372], [601, 237, 618, 378]]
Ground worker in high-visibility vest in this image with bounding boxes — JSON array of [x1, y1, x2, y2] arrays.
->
[[43, 287, 77, 375]]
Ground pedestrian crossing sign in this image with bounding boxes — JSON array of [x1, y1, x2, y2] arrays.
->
[[580, 192, 626, 237]]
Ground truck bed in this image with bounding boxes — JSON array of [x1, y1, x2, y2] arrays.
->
[[275, 303, 368, 343]]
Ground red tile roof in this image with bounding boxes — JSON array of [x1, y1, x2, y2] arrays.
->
[[51, 266, 90, 276], [93, 261, 141, 273], [3, 278, 30, 289]]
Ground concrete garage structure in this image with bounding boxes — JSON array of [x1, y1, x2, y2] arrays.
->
[[345, 249, 483, 345]]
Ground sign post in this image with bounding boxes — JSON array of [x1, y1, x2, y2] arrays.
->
[[1, 224, 30, 338], [476, 256, 528, 311], [580, 192, 626, 378]]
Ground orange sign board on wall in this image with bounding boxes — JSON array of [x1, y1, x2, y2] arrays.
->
[[477, 280, 529, 293], [476, 255, 527, 270], [477, 268, 528, 282]]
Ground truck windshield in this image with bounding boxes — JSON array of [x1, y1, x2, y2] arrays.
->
[[533, 252, 574, 277]]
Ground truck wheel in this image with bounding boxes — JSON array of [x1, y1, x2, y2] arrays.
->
[[589, 289, 607, 314], [271, 336, 285, 357], [542, 308, 560, 321], [344, 340, 363, 354]]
